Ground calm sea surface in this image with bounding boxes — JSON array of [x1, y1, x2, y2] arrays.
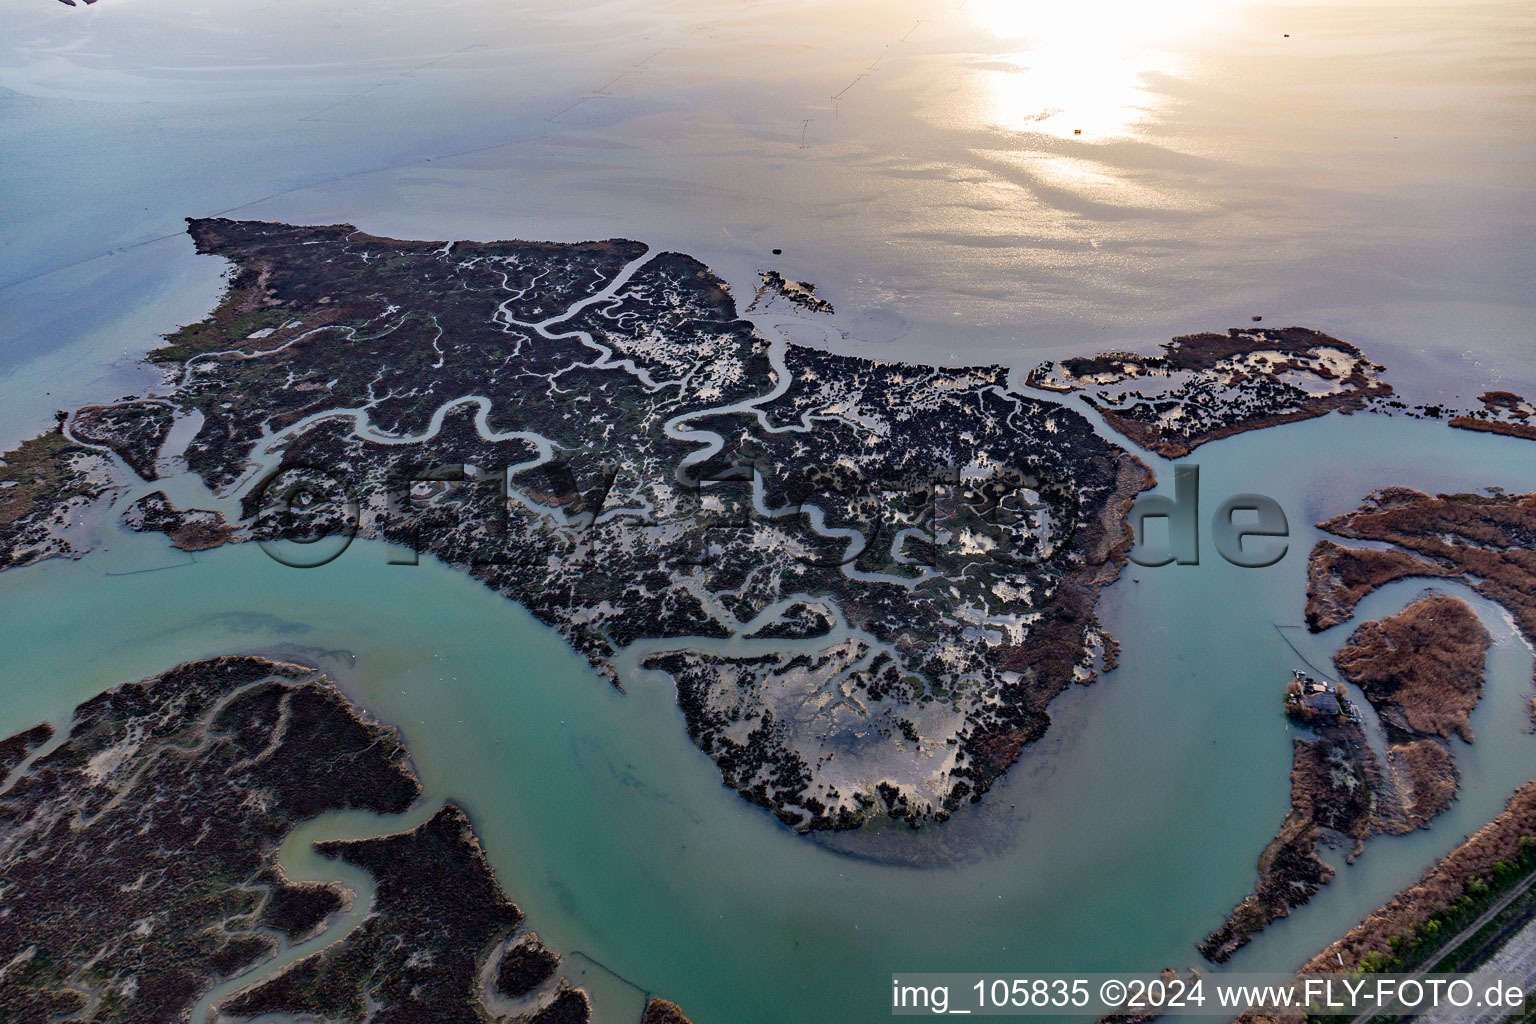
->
[[2, 2, 1534, 1021], [3, 0, 1533, 444]]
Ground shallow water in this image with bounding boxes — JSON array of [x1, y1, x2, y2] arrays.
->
[[3, 0, 1534, 449], [3, 1, 1536, 1020], [2, 413, 1534, 1023]]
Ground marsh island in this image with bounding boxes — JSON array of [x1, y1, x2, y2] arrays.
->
[[0, 218, 1152, 834]]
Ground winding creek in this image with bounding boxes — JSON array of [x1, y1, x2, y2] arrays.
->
[[3, 1, 1532, 1019], [5, 398, 1536, 1023]]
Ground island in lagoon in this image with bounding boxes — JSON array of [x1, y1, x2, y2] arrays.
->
[[4, 217, 1536, 1000], [0, 655, 693, 1023], [1449, 390, 1536, 442], [1305, 488, 1536, 691], [1026, 327, 1392, 457], [0, 217, 1152, 835], [1206, 483, 1536, 964], [1201, 599, 1488, 963]]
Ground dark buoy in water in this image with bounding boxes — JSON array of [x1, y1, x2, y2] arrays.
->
[[1133, 577, 1140, 583], [772, 248, 782, 255]]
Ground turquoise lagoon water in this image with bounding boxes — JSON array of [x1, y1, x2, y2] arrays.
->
[[2, 411, 1534, 1023], [4, 0, 1536, 1020]]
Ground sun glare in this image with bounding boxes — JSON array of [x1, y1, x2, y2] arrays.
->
[[967, 0, 1228, 139]]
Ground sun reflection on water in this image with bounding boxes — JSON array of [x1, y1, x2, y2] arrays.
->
[[967, 0, 1230, 140]]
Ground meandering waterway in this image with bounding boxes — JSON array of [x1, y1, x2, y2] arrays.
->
[[3, 1, 1534, 1019], [3, 410, 1534, 1023]]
